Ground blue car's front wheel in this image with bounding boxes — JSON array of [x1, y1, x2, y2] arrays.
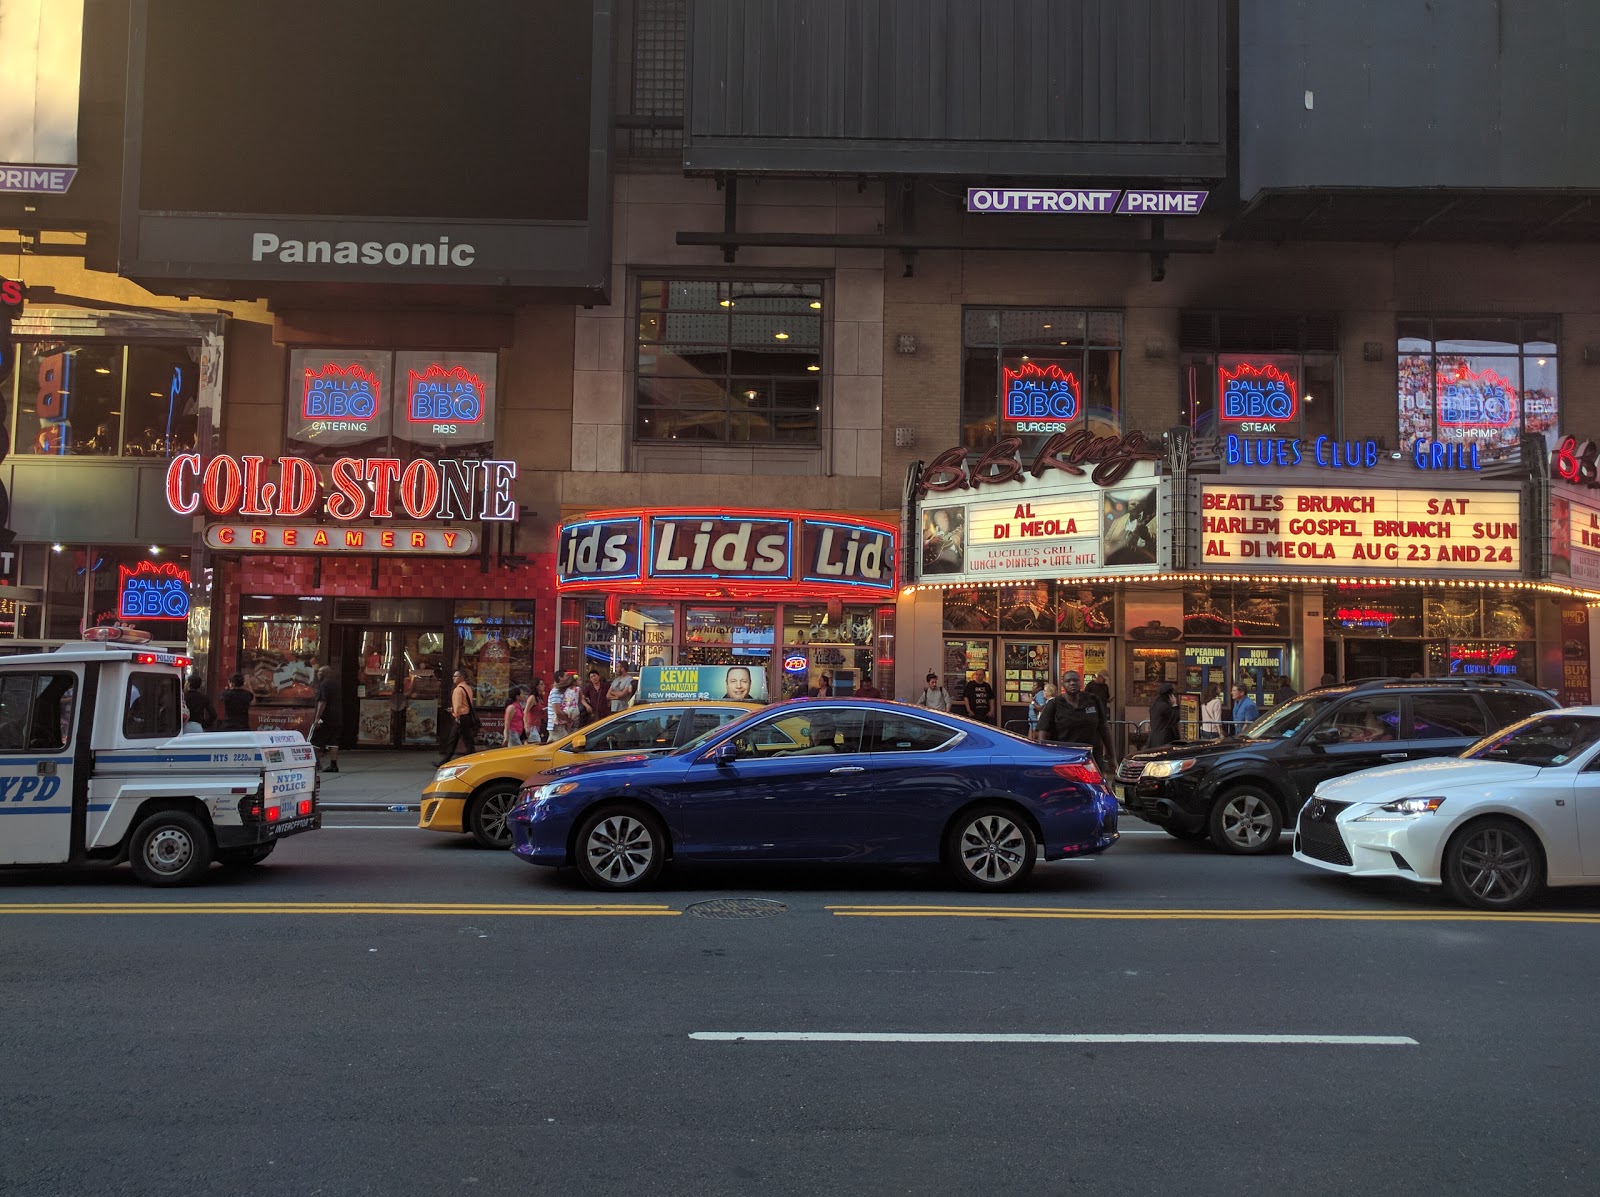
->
[[574, 804, 667, 891], [945, 804, 1037, 892]]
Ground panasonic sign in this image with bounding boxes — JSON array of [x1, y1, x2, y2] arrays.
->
[[250, 233, 476, 268]]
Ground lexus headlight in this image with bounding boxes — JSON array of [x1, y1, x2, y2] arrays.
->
[[433, 765, 470, 784], [1355, 796, 1446, 821], [1142, 759, 1197, 779]]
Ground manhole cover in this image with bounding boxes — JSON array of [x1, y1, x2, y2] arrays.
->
[[685, 898, 788, 920]]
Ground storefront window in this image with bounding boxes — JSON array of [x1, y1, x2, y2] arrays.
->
[[1397, 315, 1558, 464], [942, 588, 999, 633], [635, 279, 824, 444], [238, 599, 323, 732], [15, 342, 124, 456], [683, 606, 776, 669], [1324, 589, 1424, 639], [961, 308, 1123, 458], [454, 601, 536, 746], [122, 345, 201, 458], [1184, 589, 1291, 638]]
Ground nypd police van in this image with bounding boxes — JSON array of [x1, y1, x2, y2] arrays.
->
[[0, 628, 321, 886]]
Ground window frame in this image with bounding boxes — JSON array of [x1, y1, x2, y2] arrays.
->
[[1406, 692, 1490, 741], [866, 712, 961, 754], [1395, 314, 1560, 463], [632, 274, 828, 447], [0, 671, 78, 755], [582, 707, 684, 753], [123, 670, 184, 740]]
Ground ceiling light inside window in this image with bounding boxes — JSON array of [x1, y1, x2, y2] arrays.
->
[[774, 331, 790, 340], [94, 367, 111, 375], [720, 299, 734, 308], [806, 364, 820, 372], [1538, 358, 1547, 366], [809, 301, 821, 309]]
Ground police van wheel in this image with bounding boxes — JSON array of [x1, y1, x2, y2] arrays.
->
[[128, 811, 214, 886], [219, 843, 276, 868]]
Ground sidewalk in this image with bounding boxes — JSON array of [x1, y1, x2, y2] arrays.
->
[[314, 751, 437, 809]]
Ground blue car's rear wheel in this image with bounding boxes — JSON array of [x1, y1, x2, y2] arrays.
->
[[574, 804, 667, 891], [946, 804, 1037, 891]]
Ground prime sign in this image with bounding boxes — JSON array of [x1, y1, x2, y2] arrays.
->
[[165, 454, 518, 522]]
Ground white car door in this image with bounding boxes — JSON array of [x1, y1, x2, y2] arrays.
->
[[1575, 753, 1600, 877], [0, 666, 81, 866]]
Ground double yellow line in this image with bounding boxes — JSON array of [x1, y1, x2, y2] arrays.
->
[[0, 902, 680, 917], [827, 905, 1600, 924]]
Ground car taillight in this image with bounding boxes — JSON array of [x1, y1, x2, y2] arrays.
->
[[1053, 762, 1103, 785], [239, 794, 264, 822], [297, 799, 313, 816], [265, 805, 281, 822]]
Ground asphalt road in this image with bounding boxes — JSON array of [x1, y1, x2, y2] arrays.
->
[[3, 813, 1599, 1196]]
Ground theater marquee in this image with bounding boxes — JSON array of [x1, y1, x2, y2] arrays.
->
[[1197, 482, 1521, 574]]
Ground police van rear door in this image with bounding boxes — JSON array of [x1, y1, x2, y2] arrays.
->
[[0, 665, 83, 865]]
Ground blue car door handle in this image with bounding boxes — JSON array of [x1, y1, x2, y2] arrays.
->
[[829, 766, 866, 774], [1380, 752, 1408, 761]]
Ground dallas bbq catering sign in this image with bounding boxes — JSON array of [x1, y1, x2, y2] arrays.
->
[[1196, 481, 1521, 575], [165, 452, 518, 554]]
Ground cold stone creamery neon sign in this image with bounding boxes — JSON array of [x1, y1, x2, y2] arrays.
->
[[165, 454, 518, 521], [251, 233, 476, 268]]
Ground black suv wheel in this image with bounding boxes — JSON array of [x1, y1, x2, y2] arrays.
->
[[1208, 786, 1282, 854]]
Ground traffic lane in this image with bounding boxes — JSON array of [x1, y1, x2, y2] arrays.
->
[[2, 908, 1597, 1196], [7, 819, 1600, 914]]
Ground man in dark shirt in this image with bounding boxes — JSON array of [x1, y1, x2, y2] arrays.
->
[[1039, 671, 1113, 770], [963, 670, 996, 723], [218, 671, 254, 732], [311, 666, 342, 774], [579, 669, 609, 728]]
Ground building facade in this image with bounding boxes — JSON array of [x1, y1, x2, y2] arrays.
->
[[3, 0, 1599, 748]]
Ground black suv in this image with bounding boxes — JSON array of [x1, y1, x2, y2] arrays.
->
[[1119, 679, 1558, 854]]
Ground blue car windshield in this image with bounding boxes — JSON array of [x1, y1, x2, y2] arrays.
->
[[1464, 714, 1600, 767]]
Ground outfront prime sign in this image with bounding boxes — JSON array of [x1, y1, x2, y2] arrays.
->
[[0, 0, 83, 195], [965, 187, 1208, 215]]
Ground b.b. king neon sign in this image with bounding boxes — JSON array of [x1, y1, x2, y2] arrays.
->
[[1003, 361, 1080, 434], [118, 560, 191, 621], [1219, 360, 1298, 434], [302, 361, 380, 431], [407, 364, 485, 433]]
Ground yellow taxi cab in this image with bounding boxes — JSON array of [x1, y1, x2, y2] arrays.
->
[[417, 700, 762, 848]]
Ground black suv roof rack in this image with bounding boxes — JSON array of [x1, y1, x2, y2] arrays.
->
[[1344, 676, 1544, 692]]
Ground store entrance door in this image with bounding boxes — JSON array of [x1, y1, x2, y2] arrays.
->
[[1344, 639, 1424, 683], [337, 626, 448, 749]]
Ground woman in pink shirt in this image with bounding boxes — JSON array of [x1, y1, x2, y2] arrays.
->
[[503, 686, 527, 747]]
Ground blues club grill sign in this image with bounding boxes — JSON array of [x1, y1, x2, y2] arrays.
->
[[556, 510, 898, 597]]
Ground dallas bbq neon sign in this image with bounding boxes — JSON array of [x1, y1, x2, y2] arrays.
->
[[165, 454, 518, 522], [1003, 361, 1080, 427], [1219, 361, 1298, 425], [302, 361, 380, 421], [1437, 365, 1517, 428], [117, 560, 191, 621], [406, 363, 485, 425]]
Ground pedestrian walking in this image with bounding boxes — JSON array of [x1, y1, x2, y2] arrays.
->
[[1146, 682, 1180, 749], [1028, 682, 1056, 742], [548, 673, 578, 740], [606, 667, 637, 712], [310, 665, 342, 773], [437, 669, 478, 764], [561, 672, 582, 731], [183, 673, 215, 730], [527, 678, 550, 743], [218, 671, 254, 732], [579, 668, 609, 728], [917, 671, 949, 711], [1274, 676, 1296, 707], [1038, 671, 1113, 771], [1085, 671, 1113, 710], [503, 687, 527, 747], [1199, 683, 1223, 740], [1230, 682, 1260, 735]]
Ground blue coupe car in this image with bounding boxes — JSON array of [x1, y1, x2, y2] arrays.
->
[[506, 699, 1119, 891]]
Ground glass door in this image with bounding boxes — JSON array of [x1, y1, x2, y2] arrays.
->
[[352, 627, 447, 748], [1001, 640, 1053, 735], [943, 637, 994, 720]]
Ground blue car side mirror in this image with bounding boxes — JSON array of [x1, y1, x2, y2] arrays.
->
[[712, 741, 741, 766]]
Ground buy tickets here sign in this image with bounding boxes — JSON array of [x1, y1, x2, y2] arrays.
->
[[1200, 484, 1520, 573]]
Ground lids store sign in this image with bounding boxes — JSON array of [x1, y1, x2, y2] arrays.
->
[[1198, 484, 1520, 574]]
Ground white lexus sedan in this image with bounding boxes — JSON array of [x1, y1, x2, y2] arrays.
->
[[1293, 709, 1600, 910]]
